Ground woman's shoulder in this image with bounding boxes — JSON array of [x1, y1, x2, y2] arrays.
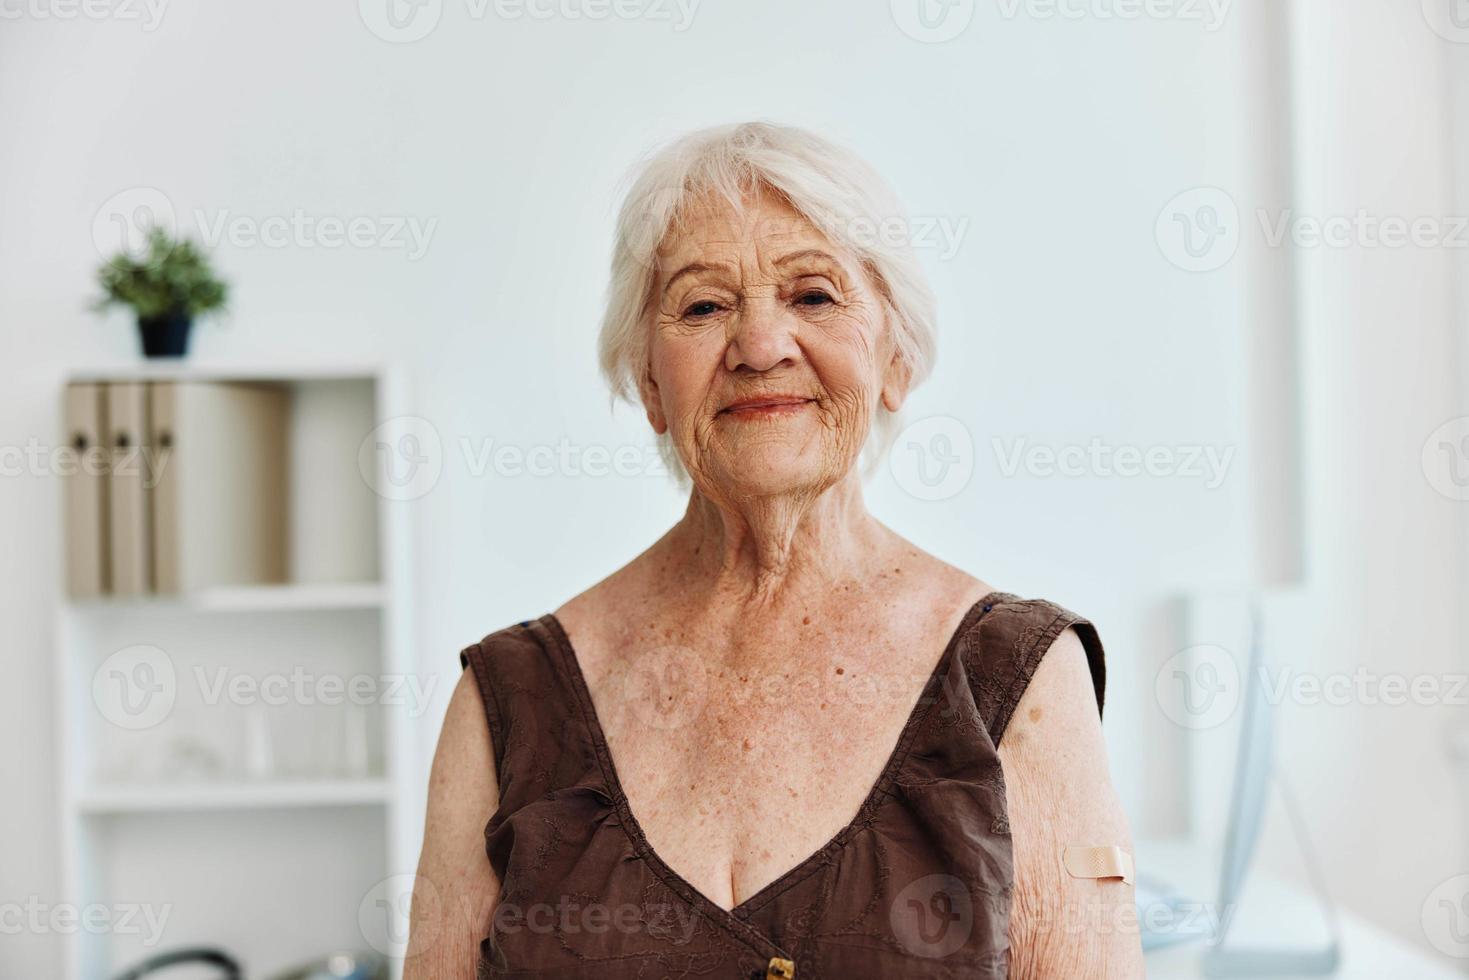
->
[[958, 588, 1107, 740]]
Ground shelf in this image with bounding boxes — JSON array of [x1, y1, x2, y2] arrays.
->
[[67, 582, 386, 613], [76, 779, 392, 814], [65, 363, 389, 384], [54, 366, 415, 980]]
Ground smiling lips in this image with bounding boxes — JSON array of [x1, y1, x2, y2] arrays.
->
[[719, 395, 815, 419]]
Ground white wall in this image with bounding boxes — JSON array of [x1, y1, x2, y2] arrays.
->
[[1255, 0, 1469, 959], [0, 0, 1371, 973]]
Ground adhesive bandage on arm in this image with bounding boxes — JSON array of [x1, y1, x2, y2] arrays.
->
[[1062, 845, 1134, 885]]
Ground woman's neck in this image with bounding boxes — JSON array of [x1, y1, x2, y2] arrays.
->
[[661, 473, 895, 610]]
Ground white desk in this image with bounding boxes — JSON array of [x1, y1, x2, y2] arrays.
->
[[1138, 839, 1462, 979]]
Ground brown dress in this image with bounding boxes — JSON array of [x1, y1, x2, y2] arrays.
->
[[459, 591, 1106, 979]]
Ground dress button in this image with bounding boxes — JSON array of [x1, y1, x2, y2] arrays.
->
[[765, 957, 795, 979]]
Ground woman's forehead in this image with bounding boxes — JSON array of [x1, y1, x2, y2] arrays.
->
[[657, 190, 847, 269]]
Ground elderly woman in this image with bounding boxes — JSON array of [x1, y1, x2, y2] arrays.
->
[[409, 122, 1141, 978]]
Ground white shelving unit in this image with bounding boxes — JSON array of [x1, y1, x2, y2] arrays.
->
[[54, 365, 416, 980]]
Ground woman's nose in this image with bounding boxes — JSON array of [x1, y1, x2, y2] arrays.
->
[[725, 296, 801, 374]]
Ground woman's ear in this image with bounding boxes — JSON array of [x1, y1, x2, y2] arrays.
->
[[637, 367, 669, 435], [880, 346, 913, 414]]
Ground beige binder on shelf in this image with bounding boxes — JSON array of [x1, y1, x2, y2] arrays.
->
[[62, 383, 109, 597], [149, 382, 290, 594], [106, 382, 151, 596]]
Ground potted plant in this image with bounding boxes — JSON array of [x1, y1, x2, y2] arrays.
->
[[95, 228, 229, 358]]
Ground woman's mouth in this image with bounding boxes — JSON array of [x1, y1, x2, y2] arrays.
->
[[719, 396, 815, 419]]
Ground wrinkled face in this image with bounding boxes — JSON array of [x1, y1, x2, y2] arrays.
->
[[639, 189, 910, 499]]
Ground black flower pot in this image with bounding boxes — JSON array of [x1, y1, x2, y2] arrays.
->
[[137, 311, 194, 358]]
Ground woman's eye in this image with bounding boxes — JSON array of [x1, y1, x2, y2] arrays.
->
[[684, 300, 721, 318], [795, 290, 834, 307]]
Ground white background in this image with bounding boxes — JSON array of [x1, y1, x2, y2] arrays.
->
[[1, 0, 1466, 972]]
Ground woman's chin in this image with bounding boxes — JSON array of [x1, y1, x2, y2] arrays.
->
[[704, 448, 840, 497]]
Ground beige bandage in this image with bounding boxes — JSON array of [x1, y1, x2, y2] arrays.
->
[[1062, 845, 1134, 885]]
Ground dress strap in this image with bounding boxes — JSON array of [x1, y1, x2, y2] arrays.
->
[[459, 617, 582, 782], [962, 593, 1106, 747]]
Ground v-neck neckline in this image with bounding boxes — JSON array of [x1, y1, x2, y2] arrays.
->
[[537, 591, 1004, 947]]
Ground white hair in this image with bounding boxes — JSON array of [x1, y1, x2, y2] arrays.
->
[[597, 120, 938, 484]]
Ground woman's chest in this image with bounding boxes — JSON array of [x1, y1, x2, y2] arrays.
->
[[582, 623, 949, 910]]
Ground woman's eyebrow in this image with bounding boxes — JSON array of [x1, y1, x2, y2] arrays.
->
[[661, 262, 727, 296], [773, 248, 845, 272]]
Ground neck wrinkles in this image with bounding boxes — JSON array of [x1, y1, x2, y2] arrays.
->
[[667, 469, 891, 609]]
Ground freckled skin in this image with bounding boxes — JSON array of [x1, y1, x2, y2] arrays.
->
[[544, 189, 995, 912], [408, 187, 1142, 979]]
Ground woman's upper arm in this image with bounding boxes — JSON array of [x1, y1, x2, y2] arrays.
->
[[405, 669, 501, 979], [998, 626, 1144, 979]]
